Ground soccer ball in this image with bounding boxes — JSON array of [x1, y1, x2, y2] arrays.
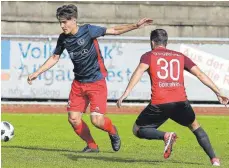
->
[[1, 121, 14, 142]]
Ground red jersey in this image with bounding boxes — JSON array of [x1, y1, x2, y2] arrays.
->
[[140, 47, 196, 105]]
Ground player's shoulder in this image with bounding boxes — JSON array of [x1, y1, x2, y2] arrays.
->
[[79, 24, 101, 32], [80, 24, 98, 29], [74, 24, 89, 32], [140, 51, 152, 61], [80, 24, 90, 28], [142, 51, 152, 57]]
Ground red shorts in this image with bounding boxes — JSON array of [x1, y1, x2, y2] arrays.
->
[[67, 79, 107, 114]]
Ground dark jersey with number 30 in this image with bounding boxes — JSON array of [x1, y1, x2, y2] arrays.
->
[[140, 47, 196, 105]]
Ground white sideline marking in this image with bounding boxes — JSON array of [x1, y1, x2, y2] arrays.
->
[[1, 101, 227, 107]]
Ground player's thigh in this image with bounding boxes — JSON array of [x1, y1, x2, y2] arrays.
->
[[135, 103, 168, 129], [86, 79, 107, 114], [169, 101, 196, 127], [67, 80, 89, 113]]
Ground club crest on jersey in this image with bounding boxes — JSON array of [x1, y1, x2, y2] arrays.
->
[[77, 38, 85, 46]]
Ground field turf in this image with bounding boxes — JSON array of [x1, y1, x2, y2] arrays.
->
[[1, 113, 229, 168]]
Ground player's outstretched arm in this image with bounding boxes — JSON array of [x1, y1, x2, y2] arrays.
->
[[190, 66, 229, 106], [106, 18, 153, 35], [117, 63, 149, 108], [27, 54, 60, 85]]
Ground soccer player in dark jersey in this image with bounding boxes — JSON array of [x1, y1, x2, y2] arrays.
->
[[27, 4, 152, 153], [117, 29, 228, 166]]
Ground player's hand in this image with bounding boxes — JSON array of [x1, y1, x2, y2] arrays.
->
[[117, 95, 127, 108], [216, 93, 229, 107], [136, 18, 153, 28], [27, 72, 39, 85]]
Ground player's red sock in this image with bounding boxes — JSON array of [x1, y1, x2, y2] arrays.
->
[[102, 117, 116, 135], [74, 120, 97, 149]]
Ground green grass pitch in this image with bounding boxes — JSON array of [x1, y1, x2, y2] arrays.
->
[[1, 113, 229, 168]]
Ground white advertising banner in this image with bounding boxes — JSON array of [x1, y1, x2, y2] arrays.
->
[[1, 38, 229, 101]]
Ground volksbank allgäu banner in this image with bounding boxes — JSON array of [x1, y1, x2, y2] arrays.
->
[[1, 38, 229, 101]]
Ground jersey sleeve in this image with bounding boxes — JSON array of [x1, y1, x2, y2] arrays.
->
[[184, 55, 196, 71], [53, 34, 65, 55], [88, 24, 107, 39], [140, 53, 151, 65]]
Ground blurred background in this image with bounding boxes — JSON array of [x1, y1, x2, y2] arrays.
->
[[1, 1, 229, 103], [2, 1, 229, 37]]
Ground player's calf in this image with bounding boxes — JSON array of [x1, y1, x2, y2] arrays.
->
[[90, 114, 121, 151], [192, 127, 218, 164]]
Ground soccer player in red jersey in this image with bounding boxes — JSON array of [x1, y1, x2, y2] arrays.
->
[[27, 4, 152, 153], [117, 29, 228, 166]]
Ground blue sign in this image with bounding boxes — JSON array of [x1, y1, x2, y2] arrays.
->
[[1, 40, 10, 70]]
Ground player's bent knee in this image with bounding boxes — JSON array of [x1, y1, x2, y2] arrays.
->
[[90, 112, 104, 128], [68, 111, 82, 126], [91, 120, 103, 128], [135, 127, 146, 139], [132, 123, 140, 137], [188, 119, 200, 131], [91, 118, 100, 127], [68, 118, 81, 127]]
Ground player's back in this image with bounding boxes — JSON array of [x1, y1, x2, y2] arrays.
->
[[145, 47, 188, 104]]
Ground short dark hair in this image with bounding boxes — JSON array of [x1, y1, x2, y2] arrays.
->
[[150, 29, 168, 46], [56, 4, 78, 20]]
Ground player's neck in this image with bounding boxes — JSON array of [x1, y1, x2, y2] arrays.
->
[[153, 45, 166, 50], [70, 26, 79, 35], [155, 45, 166, 49]]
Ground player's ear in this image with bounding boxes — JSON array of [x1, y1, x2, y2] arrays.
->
[[72, 18, 77, 23], [151, 41, 155, 50]]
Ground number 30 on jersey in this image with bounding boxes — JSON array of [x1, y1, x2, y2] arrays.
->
[[157, 58, 180, 81]]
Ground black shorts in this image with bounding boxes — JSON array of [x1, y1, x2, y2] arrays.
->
[[136, 101, 195, 128]]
